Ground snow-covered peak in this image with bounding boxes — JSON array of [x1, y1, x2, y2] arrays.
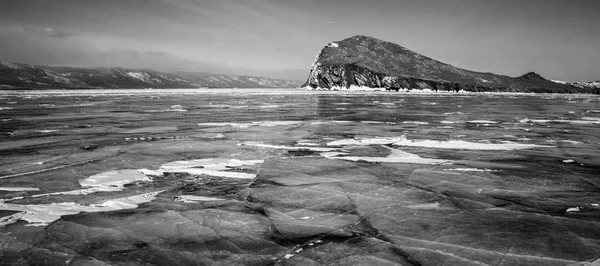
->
[[0, 62, 24, 70]]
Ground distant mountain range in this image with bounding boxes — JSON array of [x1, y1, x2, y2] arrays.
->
[[303, 35, 599, 93], [0, 62, 302, 89]]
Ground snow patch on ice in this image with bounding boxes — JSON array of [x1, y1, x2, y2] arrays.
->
[[444, 168, 498, 172], [198, 121, 302, 128], [402, 121, 429, 125], [391, 136, 552, 150], [175, 195, 225, 203], [467, 120, 498, 124], [310, 120, 353, 125], [29, 169, 153, 198], [158, 158, 264, 179], [327, 137, 405, 146], [520, 118, 600, 125], [0, 187, 40, 192], [331, 146, 452, 165], [0, 191, 163, 226], [240, 141, 337, 152]]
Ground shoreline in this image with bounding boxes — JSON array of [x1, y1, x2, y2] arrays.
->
[[1, 87, 598, 97]]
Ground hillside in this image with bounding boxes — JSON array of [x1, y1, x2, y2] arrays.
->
[[0, 62, 302, 89], [302, 35, 597, 93]]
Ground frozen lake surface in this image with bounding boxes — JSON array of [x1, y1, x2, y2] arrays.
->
[[1, 89, 599, 265]]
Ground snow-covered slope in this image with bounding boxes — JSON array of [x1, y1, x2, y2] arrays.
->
[[0, 62, 302, 89], [175, 72, 301, 88], [552, 80, 600, 89]]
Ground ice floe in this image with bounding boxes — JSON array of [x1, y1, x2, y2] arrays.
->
[[0, 191, 163, 226]]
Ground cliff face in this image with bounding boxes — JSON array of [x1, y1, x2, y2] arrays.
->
[[302, 35, 597, 93]]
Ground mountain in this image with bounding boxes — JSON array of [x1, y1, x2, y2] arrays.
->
[[174, 72, 300, 88], [302, 35, 597, 93], [551, 79, 600, 89], [0, 62, 302, 89]]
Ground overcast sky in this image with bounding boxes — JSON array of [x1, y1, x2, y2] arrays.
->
[[0, 0, 598, 81]]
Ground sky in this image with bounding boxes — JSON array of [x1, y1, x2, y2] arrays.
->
[[0, 0, 598, 81]]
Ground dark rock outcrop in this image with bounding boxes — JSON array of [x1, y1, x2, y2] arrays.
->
[[302, 35, 597, 93]]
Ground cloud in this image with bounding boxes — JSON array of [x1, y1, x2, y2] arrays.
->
[[21, 27, 77, 38], [324, 21, 335, 24], [0, 28, 228, 73]]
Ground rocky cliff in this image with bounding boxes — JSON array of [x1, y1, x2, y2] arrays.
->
[[302, 35, 597, 93], [0, 62, 302, 89]]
